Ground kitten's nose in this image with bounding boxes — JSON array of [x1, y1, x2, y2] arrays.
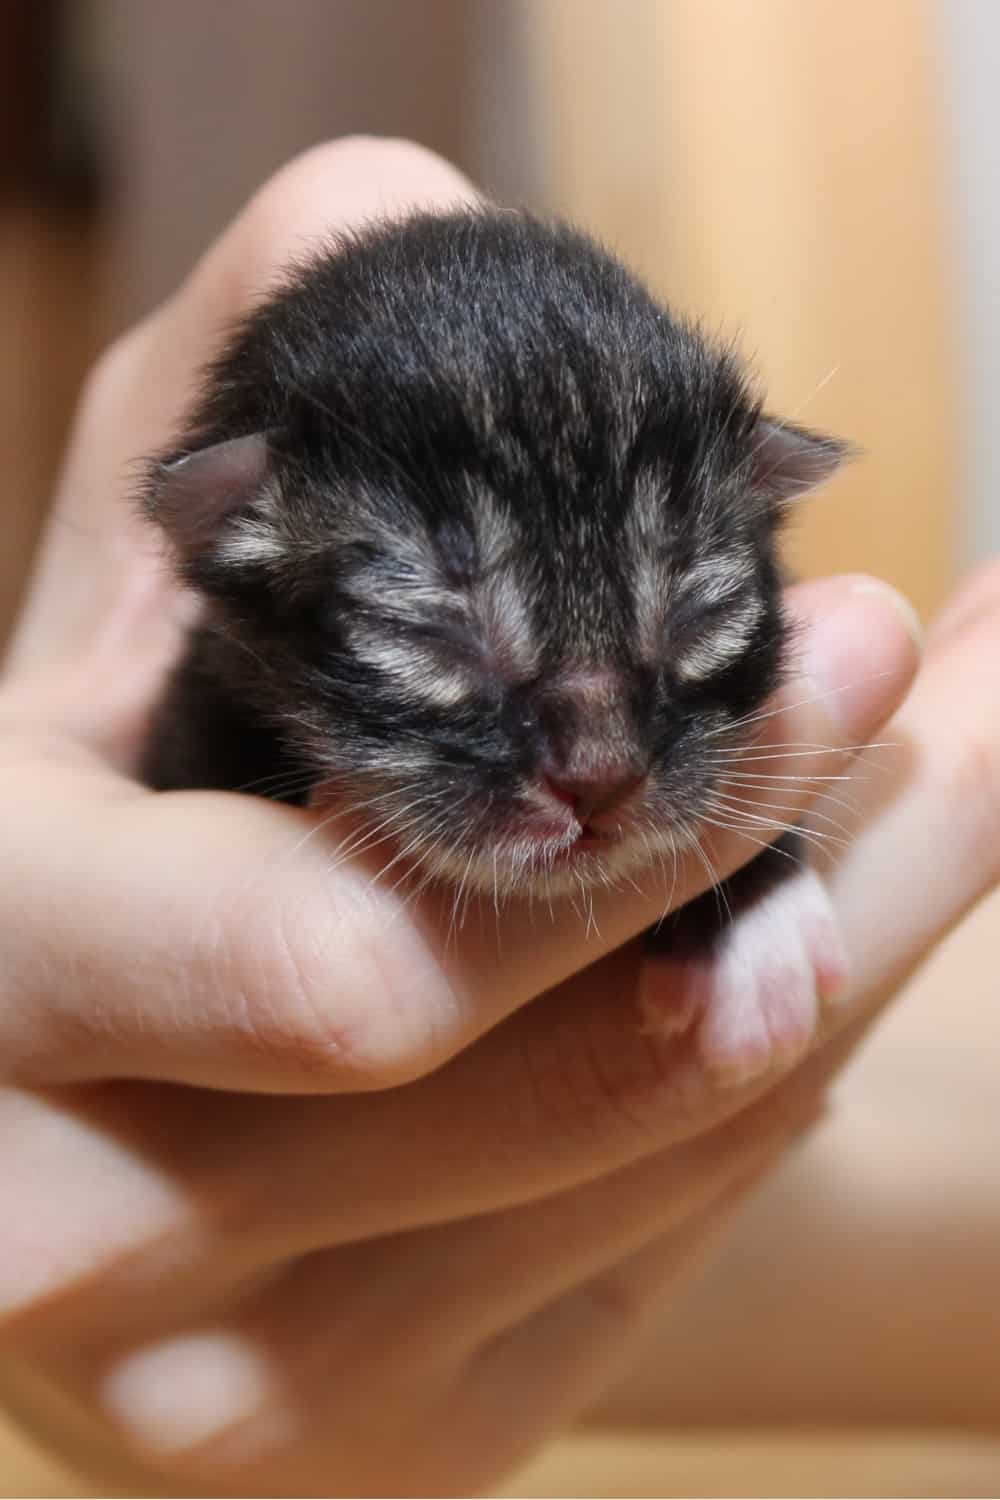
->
[[544, 765, 647, 825], [533, 667, 648, 825]]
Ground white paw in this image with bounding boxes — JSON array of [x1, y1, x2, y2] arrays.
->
[[639, 864, 849, 1084]]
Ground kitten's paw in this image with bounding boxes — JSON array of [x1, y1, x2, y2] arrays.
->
[[639, 865, 849, 1085]]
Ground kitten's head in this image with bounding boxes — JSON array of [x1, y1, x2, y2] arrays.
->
[[148, 211, 846, 898]]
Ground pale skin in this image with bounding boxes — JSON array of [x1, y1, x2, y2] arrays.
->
[[3, 137, 992, 1495]]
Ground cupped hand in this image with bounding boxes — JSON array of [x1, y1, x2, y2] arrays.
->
[[0, 139, 921, 1495]]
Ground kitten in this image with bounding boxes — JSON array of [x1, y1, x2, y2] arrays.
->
[[142, 209, 849, 1074]]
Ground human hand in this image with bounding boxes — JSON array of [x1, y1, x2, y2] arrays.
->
[[0, 140, 919, 1495]]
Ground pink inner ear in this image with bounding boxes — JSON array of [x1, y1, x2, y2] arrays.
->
[[752, 418, 850, 501], [151, 432, 269, 555]]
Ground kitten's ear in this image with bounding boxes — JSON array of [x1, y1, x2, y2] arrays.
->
[[752, 417, 851, 502], [146, 432, 270, 558]]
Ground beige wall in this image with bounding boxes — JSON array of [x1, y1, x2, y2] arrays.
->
[[526, 0, 958, 618]]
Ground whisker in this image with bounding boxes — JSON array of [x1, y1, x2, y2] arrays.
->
[[231, 769, 320, 799], [707, 741, 894, 763], [715, 777, 859, 822], [713, 766, 857, 781], [698, 814, 807, 865], [708, 675, 894, 738], [706, 789, 843, 833], [687, 831, 731, 928], [703, 801, 844, 857]]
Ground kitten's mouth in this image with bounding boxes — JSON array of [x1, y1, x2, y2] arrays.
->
[[495, 781, 643, 880], [510, 816, 627, 873], [549, 825, 619, 857], [487, 816, 648, 897]]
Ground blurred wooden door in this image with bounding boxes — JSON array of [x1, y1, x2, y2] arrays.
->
[[525, 0, 956, 618]]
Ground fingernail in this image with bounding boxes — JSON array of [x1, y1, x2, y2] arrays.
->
[[802, 579, 922, 739], [848, 579, 924, 650], [101, 1331, 275, 1454]]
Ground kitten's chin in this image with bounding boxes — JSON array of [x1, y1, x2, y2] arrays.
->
[[419, 825, 683, 903]]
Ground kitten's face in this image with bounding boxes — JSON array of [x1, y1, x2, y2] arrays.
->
[[155, 419, 819, 899], [150, 212, 843, 899], [284, 462, 785, 898]]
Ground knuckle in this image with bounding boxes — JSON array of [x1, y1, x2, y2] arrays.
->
[[198, 884, 446, 1091], [199, 900, 365, 1087]]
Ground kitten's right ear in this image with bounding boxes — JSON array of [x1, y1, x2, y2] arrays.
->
[[146, 432, 270, 560], [751, 418, 852, 503]]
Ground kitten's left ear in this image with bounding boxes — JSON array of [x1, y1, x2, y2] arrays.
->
[[146, 432, 271, 560], [752, 417, 852, 502]]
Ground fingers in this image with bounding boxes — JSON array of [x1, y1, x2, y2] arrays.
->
[[287, 1091, 818, 1369], [923, 554, 1000, 646], [0, 574, 919, 1096], [467, 1186, 761, 1469], [85, 1201, 759, 1496], [36, 1107, 804, 1493], [0, 937, 846, 1343], [829, 564, 1000, 1003]]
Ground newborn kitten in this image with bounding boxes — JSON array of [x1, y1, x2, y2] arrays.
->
[[142, 208, 849, 1076]]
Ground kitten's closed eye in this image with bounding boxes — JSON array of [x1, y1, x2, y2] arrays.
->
[[670, 591, 765, 685]]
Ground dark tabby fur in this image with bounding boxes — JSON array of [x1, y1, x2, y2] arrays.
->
[[142, 209, 844, 901]]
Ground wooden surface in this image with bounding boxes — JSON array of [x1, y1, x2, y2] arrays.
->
[[2, 1415, 999, 1498], [502, 1430, 1000, 1498]]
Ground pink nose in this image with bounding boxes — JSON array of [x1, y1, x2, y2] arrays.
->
[[544, 768, 647, 825]]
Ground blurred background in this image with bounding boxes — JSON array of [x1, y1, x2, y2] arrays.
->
[[1, 0, 977, 650], [1, 4, 999, 1495]]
